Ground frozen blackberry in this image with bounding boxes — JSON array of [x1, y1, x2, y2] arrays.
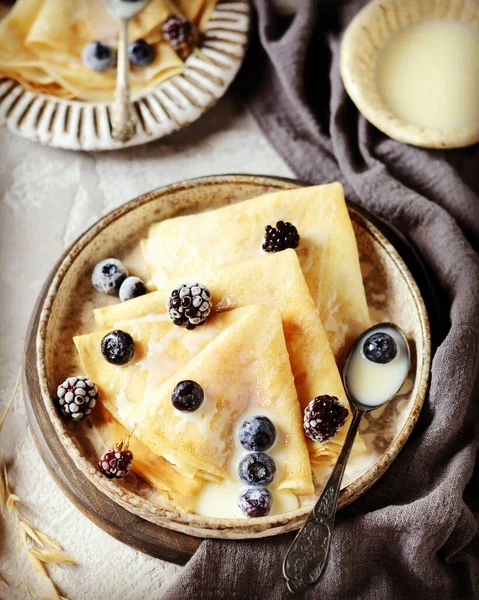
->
[[238, 488, 272, 518], [92, 258, 128, 295], [82, 41, 116, 72], [161, 15, 198, 58], [128, 39, 156, 66], [238, 452, 276, 486], [363, 332, 397, 364], [119, 276, 147, 302], [303, 395, 348, 442], [166, 283, 212, 330], [57, 376, 98, 422], [99, 442, 133, 479], [238, 416, 276, 452], [262, 221, 300, 253], [171, 380, 204, 412], [101, 330, 135, 365]]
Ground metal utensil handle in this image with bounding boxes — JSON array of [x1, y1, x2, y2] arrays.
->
[[111, 18, 136, 143], [283, 409, 363, 594]]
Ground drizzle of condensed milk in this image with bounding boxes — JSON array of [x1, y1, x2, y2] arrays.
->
[[344, 326, 409, 408], [376, 20, 479, 130], [193, 407, 299, 519]]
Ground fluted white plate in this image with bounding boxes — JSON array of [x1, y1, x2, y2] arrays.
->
[[0, 0, 250, 151]]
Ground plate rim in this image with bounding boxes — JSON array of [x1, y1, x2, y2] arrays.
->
[[28, 174, 431, 540]]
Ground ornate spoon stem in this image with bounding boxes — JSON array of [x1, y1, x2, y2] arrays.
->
[[111, 17, 136, 143], [283, 409, 363, 594]]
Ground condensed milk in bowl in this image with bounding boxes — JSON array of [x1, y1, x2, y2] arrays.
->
[[340, 0, 479, 149]]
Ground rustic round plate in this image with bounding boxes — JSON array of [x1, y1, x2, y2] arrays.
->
[[340, 0, 479, 149], [24, 175, 430, 549], [0, 0, 250, 151]]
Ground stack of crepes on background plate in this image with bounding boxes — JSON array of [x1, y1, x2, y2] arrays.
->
[[74, 183, 372, 514], [0, 0, 217, 101]]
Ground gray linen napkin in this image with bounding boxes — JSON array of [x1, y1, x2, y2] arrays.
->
[[164, 1, 479, 598]]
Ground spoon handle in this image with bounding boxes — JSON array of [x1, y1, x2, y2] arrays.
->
[[283, 409, 363, 594], [111, 17, 136, 143]]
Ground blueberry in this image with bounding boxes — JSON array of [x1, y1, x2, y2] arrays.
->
[[171, 380, 204, 412], [92, 258, 128, 295], [363, 332, 397, 364], [238, 488, 272, 518], [119, 276, 147, 302], [82, 41, 116, 72], [238, 452, 276, 486], [238, 416, 276, 452], [101, 330, 135, 365], [128, 39, 156, 66]]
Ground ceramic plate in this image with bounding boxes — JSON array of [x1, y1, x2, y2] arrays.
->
[[32, 175, 430, 540], [0, 1, 250, 151]]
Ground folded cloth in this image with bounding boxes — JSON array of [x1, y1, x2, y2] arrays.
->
[[163, 1, 479, 598]]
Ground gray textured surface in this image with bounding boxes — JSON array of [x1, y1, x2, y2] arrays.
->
[[0, 92, 293, 600]]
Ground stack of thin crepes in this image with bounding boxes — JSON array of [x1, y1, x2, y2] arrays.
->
[[74, 183, 373, 514], [0, 0, 217, 101]]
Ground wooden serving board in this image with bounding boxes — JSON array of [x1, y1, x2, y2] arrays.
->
[[23, 176, 439, 565]]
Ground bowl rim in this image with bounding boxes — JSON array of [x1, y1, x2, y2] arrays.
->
[[340, 0, 479, 149], [33, 174, 431, 538]]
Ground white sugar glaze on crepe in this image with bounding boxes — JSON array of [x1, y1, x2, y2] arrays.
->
[[93, 251, 367, 466], [141, 182, 371, 357]]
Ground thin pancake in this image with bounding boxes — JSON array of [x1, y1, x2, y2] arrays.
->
[[93, 251, 367, 466], [0, 0, 217, 101], [91, 403, 203, 511], [141, 182, 371, 357], [133, 304, 314, 495]]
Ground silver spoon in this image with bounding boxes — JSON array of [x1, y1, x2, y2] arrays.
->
[[107, 0, 148, 142], [283, 323, 410, 595]]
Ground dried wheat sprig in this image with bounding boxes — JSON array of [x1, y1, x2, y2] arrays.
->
[[1, 370, 77, 600]]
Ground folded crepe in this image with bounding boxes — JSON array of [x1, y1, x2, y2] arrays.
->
[[93, 250, 367, 465], [90, 402, 203, 511], [76, 304, 314, 497], [133, 304, 314, 495], [141, 183, 371, 357], [74, 308, 251, 467], [0, 0, 217, 101]]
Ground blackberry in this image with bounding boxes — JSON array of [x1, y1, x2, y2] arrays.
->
[[128, 39, 155, 66], [303, 395, 348, 442], [92, 258, 128, 295], [99, 441, 133, 479], [82, 41, 116, 72], [161, 15, 198, 58], [166, 283, 212, 330], [363, 332, 397, 364], [57, 376, 98, 422], [171, 380, 204, 412], [238, 452, 276, 486], [238, 416, 276, 452], [101, 330, 135, 365], [262, 221, 300, 253], [119, 276, 147, 302], [238, 488, 272, 518]]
